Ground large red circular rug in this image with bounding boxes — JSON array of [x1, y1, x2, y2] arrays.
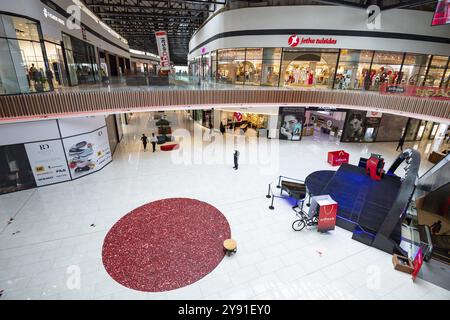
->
[[102, 198, 231, 292]]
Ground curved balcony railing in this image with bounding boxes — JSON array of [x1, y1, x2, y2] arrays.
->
[[0, 76, 449, 122]]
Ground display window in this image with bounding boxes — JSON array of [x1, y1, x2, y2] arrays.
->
[[442, 67, 450, 88], [62, 33, 78, 86], [367, 51, 404, 91], [304, 110, 346, 138], [401, 53, 431, 86], [260, 48, 281, 86], [220, 110, 269, 136], [45, 41, 68, 88], [0, 14, 51, 94], [281, 49, 338, 89], [334, 50, 373, 90], [242, 48, 262, 86], [217, 48, 246, 84], [211, 51, 217, 80], [424, 55, 449, 87]]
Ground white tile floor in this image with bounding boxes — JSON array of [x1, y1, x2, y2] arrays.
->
[[0, 111, 448, 300]]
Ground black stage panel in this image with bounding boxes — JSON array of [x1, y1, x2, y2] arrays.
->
[[305, 164, 402, 242]]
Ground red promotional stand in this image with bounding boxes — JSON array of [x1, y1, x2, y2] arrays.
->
[[412, 248, 424, 281], [328, 150, 349, 166], [311, 195, 338, 232]]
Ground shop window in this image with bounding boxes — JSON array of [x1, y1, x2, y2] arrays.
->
[[217, 48, 245, 84], [261, 48, 281, 86], [334, 50, 373, 90], [401, 53, 430, 86], [0, 14, 50, 95], [62, 33, 78, 86], [282, 49, 338, 89], [1, 15, 40, 42], [211, 51, 217, 80], [45, 42, 68, 88], [0, 38, 22, 94], [243, 48, 263, 86], [218, 48, 245, 61], [442, 66, 450, 88], [425, 55, 448, 87], [367, 51, 404, 91]]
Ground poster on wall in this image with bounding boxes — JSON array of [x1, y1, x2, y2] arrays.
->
[[342, 110, 367, 142], [63, 127, 112, 179], [278, 107, 305, 141], [24, 140, 70, 186], [0, 144, 36, 195]]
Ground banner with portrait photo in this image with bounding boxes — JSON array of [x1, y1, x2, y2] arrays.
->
[[278, 107, 305, 141], [342, 110, 367, 142], [62, 126, 112, 179]]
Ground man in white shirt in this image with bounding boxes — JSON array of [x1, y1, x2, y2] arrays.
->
[[151, 133, 158, 152]]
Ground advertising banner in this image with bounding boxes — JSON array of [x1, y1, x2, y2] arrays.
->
[[63, 127, 112, 179], [24, 140, 70, 186], [0, 144, 36, 195], [342, 110, 367, 142], [278, 107, 305, 141], [155, 31, 171, 70], [412, 247, 424, 281], [431, 0, 450, 26]]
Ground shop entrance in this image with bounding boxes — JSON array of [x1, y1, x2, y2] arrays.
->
[[303, 108, 347, 141], [282, 50, 338, 88]]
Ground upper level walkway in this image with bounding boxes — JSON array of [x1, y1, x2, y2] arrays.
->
[[0, 76, 449, 123]]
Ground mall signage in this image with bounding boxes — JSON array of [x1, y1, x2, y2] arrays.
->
[[155, 31, 171, 70], [43, 8, 65, 26], [288, 34, 337, 47]]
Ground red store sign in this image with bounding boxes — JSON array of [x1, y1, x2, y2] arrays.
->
[[288, 34, 337, 47]]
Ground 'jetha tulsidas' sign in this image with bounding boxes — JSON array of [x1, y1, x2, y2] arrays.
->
[[288, 34, 337, 47], [43, 8, 65, 26]]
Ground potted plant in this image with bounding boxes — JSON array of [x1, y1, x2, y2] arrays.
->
[[34, 75, 47, 92]]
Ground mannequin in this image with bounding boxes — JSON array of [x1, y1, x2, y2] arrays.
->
[[293, 66, 300, 84], [308, 70, 314, 85]]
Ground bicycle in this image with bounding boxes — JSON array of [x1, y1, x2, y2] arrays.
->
[[291, 204, 318, 231]]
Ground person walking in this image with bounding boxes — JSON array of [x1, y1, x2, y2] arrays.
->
[[445, 129, 450, 144], [396, 135, 405, 152], [233, 150, 239, 170], [141, 133, 148, 151], [151, 133, 158, 152]]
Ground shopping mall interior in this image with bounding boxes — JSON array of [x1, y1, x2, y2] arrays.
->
[[0, 0, 449, 304]]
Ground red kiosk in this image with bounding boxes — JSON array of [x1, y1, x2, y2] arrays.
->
[[365, 154, 385, 181]]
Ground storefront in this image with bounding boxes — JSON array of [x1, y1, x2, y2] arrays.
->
[[0, 0, 131, 94], [0, 13, 51, 94], [193, 46, 450, 90], [219, 110, 269, 136], [303, 108, 347, 138], [44, 40, 67, 88], [62, 33, 99, 84], [282, 49, 338, 88]]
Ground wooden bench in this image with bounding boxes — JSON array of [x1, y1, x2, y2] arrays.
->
[[280, 180, 307, 200]]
